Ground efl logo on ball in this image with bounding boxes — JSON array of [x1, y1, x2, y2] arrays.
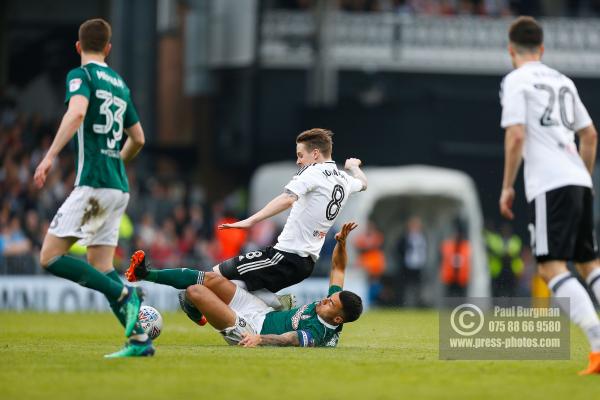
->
[[138, 305, 163, 339]]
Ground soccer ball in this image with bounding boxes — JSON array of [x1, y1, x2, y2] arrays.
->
[[138, 305, 163, 339]]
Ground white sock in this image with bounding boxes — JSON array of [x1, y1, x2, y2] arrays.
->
[[586, 267, 600, 305], [550, 271, 600, 352], [231, 280, 248, 290], [251, 289, 282, 309], [130, 333, 149, 342], [117, 287, 128, 302]]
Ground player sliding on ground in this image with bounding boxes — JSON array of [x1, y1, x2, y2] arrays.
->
[[499, 16, 600, 375], [126, 222, 362, 347], [180, 128, 367, 325], [33, 18, 153, 357]]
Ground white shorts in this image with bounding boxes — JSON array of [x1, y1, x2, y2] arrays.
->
[[48, 186, 129, 247], [220, 286, 274, 345]]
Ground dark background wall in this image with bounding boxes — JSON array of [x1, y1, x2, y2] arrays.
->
[[218, 69, 600, 237]]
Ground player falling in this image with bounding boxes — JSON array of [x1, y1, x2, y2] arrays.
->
[[175, 128, 367, 323], [33, 18, 153, 357], [499, 16, 600, 374], [127, 222, 362, 347]]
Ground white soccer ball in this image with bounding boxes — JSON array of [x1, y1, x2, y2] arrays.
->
[[138, 305, 163, 339]]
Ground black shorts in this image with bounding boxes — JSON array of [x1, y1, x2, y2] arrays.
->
[[217, 246, 315, 292], [529, 185, 598, 263]]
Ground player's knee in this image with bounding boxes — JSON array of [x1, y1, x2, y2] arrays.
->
[[39, 248, 60, 269], [39, 235, 70, 268], [185, 284, 205, 301], [576, 262, 600, 280], [203, 272, 224, 286], [39, 256, 50, 269], [537, 262, 568, 283], [537, 268, 553, 284]]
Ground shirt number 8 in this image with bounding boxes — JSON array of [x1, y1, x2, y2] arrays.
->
[[244, 251, 263, 260], [326, 185, 345, 221]]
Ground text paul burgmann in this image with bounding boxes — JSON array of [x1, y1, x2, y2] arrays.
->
[[494, 306, 561, 319]]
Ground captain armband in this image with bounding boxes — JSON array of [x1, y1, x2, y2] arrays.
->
[[297, 330, 316, 347]]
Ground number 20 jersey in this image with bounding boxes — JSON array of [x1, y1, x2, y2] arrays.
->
[[274, 161, 364, 260], [65, 61, 139, 193], [500, 61, 593, 202]]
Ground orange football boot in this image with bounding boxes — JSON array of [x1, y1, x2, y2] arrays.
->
[[126, 250, 149, 282], [579, 352, 600, 375]]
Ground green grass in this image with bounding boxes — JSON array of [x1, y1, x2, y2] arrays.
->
[[1, 310, 600, 400]]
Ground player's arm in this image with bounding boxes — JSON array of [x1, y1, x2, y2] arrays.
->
[[34, 95, 89, 188], [121, 122, 146, 162], [577, 124, 598, 175], [330, 222, 358, 287], [239, 331, 300, 347], [219, 189, 298, 230], [499, 124, 525, 220], [344, 158, 367, 191]]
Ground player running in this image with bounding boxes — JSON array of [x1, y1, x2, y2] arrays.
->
[[499, 16, 600, 374], [127, 222, 362, 347], [33, 18, 153, 357]]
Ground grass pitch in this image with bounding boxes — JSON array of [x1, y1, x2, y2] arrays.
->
[[1, 310, 600, 400]]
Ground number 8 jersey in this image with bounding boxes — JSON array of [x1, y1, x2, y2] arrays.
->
[[274, 161, 364, 260], [500, 61, 593, 202], [65, 61, 139, 193]]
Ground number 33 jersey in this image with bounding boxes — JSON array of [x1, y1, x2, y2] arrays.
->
[[274, 161, 364, 260], [500, 61, 593, 202], [65, 61, 139, 193]]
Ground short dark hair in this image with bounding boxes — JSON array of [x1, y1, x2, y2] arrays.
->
[[339, 290, 363, 323], [296, 128, 333, 158], [79, 18, 112, 53], [509, 16, 543, 52]]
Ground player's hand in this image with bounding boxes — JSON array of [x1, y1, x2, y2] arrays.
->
[[344, 158, 362, 170], [499, 187, 515, 220], [33, 157, 53, 189], [218, 219, 254, 230], [239, 333, 261, 347], [335, 222, 358, 243]]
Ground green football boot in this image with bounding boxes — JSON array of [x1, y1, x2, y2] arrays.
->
[[178, 291, 207, 326], [104, 339, 155, 358], [119, 286, 144, 337]]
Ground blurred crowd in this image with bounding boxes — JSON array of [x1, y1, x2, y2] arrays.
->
[[0, 97, 283, 275], [0, 96, 547, 305], [274, 0, 600, 17], [352, 216, 538, 307], [0, 93, 539, 304], [1, 99, 52, 273]]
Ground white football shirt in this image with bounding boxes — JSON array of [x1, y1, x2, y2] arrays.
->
[[500, 61, 593, 202], [274, 161, 364, 260]]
